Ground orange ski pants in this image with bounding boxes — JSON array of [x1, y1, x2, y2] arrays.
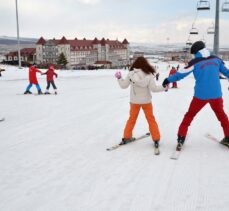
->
[[123, 103, 160, 141]]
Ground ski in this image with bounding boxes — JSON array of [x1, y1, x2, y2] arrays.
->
[[205, 133, 220, 143], [0, 117, 5, 122], [170, 144, 183, 160], [16, 93, 34, 96], [17, 93, 56, 96], [106, 133, 150, 151], [205, 133, 229, 148], [154, 147, 160, 155], [170, 150, 181, 160], [34, 93, 57, 96]]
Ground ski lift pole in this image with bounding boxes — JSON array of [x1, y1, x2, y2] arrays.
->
[[213, 0, 220, 56], [15, 0, 21, 68]]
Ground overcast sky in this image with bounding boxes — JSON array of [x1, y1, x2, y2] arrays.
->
[[1, 0, 229, 47]]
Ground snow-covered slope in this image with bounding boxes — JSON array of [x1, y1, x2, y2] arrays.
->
[[0, 64, 229, 211]]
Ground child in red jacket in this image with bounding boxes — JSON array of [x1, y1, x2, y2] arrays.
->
[[24, 65, 43, 94], [169, 67, 178, 88], [42, 66, 58, 94]]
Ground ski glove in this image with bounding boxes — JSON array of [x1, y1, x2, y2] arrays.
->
[[162, 78, 169, 87], [115, 71, 122, 79]]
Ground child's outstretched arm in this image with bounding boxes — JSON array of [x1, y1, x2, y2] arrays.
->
[[162, 66, 194, 87], [35, 67, 43, 74], [41, 71, 48, 75], [149, 76, 166, 92], [219, 60, 229, 79], [115, 71, 130, 89]]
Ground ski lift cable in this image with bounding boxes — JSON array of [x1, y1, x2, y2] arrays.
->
[[192, 9, 200, 29], [193, 9, 199, 26], [207, 21, 215, 34], [185, 10, 198, 45], [185, 6, 201, 47]]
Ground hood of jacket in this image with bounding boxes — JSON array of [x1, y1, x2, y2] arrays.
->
[[195, 48, 211, 58], [129, 68, 149, 83]]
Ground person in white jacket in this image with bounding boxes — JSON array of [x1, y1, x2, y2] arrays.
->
[[115, 56, 168, 150]]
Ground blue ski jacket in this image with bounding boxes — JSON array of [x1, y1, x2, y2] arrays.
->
[[167, 48, 229, 100]]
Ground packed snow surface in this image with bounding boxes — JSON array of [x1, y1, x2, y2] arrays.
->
[[0, 63, 229, 211]]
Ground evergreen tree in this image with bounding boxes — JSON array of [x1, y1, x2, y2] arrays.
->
[[57, 53, 68, 69]]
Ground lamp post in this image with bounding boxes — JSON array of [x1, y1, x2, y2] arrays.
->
[[213, 0, 220, 56], [15, 0, 21, 68]]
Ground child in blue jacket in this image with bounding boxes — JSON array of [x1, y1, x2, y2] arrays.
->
[[163, 41, 229, 150]]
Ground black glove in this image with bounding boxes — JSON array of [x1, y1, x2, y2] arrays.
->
[[162, 78, 169, 87]]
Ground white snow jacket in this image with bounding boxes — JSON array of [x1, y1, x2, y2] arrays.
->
[[117, 69, 166, 104]]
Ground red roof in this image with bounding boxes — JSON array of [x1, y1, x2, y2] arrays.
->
[[21, 48, 36, 54], [122, 38, 129, 44], [58, 36, 69, 44], [92, 37, 99, 44], [5, 48, 36, 57], [36, 37, 129, 50], [101, 38, 106, 46], [69, 40, 94, 47], [36, 37, 46, 45]]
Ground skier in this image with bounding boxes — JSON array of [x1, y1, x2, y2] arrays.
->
[[177, 64, 180, 71], [24, 64, 43, 94], [42, 66, 58, 94], [162, 41, 229, 150], [115, 56, 168, 153], [169, 67, 178, 88]]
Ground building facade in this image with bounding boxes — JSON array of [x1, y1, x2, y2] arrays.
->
[[4, 48, 36, 64], [36, 36, 130, 69]]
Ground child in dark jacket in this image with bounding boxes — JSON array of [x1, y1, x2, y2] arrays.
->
[[162, 41, 229, 150], [42, 66, 58, 94]]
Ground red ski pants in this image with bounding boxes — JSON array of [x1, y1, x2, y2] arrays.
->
[[178, 97, 229, 137], [123, 103, 160, 141]]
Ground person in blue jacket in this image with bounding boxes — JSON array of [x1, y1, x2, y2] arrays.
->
[[162, 41, 229, 150]]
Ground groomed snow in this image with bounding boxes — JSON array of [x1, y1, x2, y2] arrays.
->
[[0, 63, 229, 211]]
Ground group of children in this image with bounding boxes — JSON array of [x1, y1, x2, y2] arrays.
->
[[115, 40, 229, 153], [24, 65, 58, 95]]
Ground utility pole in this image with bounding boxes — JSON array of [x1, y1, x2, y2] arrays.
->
[[213, 0, 220, 56], [15, 0, 21, 68]]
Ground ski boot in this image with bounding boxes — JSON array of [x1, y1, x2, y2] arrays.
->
[[154, 141, 160, 155], [176, 135, 185, 151], [54, 91, 57, 95], [154, 141, 159, 148], [44, 91, 50, 95], [220, 137, 229, 148], [120, 137, 136, 145], [24, 90, 32, 94], [38, 90, 43, 95]]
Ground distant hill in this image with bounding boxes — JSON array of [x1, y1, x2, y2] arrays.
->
[[130, 42, 229, 54], [130, 42, 188, 54], [0, 36, 37, 45]]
